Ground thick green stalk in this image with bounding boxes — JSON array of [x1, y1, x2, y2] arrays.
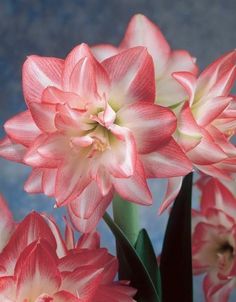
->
[[112, 194, 139, 246]]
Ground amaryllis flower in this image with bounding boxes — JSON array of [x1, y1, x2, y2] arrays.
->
[[0, 203, 136, 301], [0, 43, 192, 232], [192, 176, 236, 302], [92, 14, 198, 107], [159, 50, 236, 213]]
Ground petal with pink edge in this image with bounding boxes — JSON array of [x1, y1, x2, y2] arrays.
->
[[15, 240, 61, 301], [103, 47, 155, 109], [60, 266, 103, 300], [68, 190, 113, 233], [23, 55, 64, 105], [142, 138, 193, 178], [62, 43, 93, 90], [112, 158, 152, 205], [29, 102, 57, 133], [118, 102, 176, 153], [24, 168, 43, 194], [77, 231, 100, 249], [197, 50, 236, 98], [4, 111, 41, 147], [0, 212, 57, 276], [120, 14, 171, 77], [174, 102, 202, 152], [0, 136, 26, 163], [158, 176, 183, 214]]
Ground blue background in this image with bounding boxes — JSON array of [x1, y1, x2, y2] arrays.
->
[[0, 1, 235, 301]]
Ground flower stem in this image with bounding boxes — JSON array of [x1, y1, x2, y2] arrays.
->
[[112, 194, 139, 246]]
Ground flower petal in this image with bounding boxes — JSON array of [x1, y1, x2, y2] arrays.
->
[[174, 101, 202, 152], [29, 102, 57, 133], [16, 240, 61, 301], [4, 111, 41, 147], [103, 47, 155, 109], [142, 138, 193, 178], [62, 43, 93, 90], [120, 14, 171, 77], [24, 168, 43, 193], [0, 136, 26, 162], [158, 176, 183, 214], [92, 44, 119, 61], [23, 55, 64, 105], [68, 189, 113, 233], [118, 102, 176, 153], [112, 158, 152, 205]]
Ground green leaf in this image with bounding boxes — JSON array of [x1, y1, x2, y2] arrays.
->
[[103, 212, 161, 302], [160, 173, 193, 302], [135, 229, 162, 300]]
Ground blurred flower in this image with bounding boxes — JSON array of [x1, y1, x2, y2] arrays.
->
[[0, 42, 192, 232], [0, 200, 136, 301], [192, 176, 236, 302]]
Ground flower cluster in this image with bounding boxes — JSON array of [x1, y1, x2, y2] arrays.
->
[[0, 15, 235, 234], [0, 194, 135, 301]]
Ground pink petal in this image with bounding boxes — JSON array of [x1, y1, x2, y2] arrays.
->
[[0, 136, 26, 162], [77, 231, 100, 249], [192, 96, 232, 127], [158, 176, 183, 214], [29, 102, 57, 132], [107, 124, 137, 178], [120, 14, 171, 76], [0, 195, 15, 252], [55, 158, 91, 206], [118, 102, 176, 153], [4, 111, 41, 147], [63, 43, 93, 90], [42, 86, 84, 109], [92, 44, 119, 61], [0, 212, 57, 276], [175, 102, 202, 152], [103, 47, 155, 108], [203, 274, 234, 302], [96, 284, 136, 302], [68, 190, 113, 233], [142, 138, 193, 178], [172, 72, 197, 105], [165, 50, 198, 76], [70, 57, 110, 101], [60, 266, 103, 300], [15, 240, 61, 301], [112, 158, 152, 205], [187, 133, 227, 165], [42, 169, 57, 196], [197, 50, 236, 98], [23, 134, 59, 168], [23, 55, 64, 105], [53, 291, 79, 302], [41, 214, 67, 258], [24, 168, 43, 193]]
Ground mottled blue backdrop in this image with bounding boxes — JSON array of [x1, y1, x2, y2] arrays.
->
[[0, 0, 235, 301]]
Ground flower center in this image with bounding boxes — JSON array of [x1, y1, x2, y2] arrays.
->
[[216, 241, 235, 275]]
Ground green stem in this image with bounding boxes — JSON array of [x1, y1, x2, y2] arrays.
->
[[112, 194, 139, 246]]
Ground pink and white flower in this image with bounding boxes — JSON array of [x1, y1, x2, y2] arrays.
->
[[0, 206, 136, 301], [192, 176, 236, 302], [0, 43, 192, 232]]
